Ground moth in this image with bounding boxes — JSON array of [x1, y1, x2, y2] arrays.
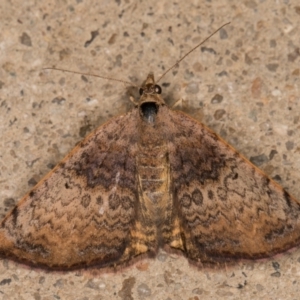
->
[[1, 24, 300, 270]]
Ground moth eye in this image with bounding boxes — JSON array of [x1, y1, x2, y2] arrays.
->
[[154, 85, 162, 94], [139, 88, 144, 95]]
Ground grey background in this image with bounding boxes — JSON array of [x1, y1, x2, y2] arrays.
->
[[0, 0, 300, 299]]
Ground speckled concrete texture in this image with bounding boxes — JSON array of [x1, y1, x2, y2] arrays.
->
[[1, 0, 300, 299]]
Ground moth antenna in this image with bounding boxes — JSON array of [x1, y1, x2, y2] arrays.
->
[[42, 67, 138, 87], [156, 22, 231, 83]]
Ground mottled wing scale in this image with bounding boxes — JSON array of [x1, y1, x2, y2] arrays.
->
[[0, 111, 155, 269], [164, 109, 300, 265]]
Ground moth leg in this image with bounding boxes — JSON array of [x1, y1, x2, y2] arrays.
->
[[129, 96, 139, 106], [171, 98, 188, 110]]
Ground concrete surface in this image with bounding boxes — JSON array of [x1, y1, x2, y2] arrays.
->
[[0, 0, 300, 299]]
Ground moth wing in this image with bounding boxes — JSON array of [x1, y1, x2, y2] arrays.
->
[[0, 110, 145, 270], [166, 109, 300, 264]]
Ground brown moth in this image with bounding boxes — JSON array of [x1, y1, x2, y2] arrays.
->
[[1, 24, 300, 270]]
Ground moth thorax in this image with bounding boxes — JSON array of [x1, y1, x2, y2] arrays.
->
[[140, 102, 158, 124]]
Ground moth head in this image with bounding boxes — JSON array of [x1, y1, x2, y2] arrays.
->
[[139, 84, 162, 96], [138, 73, 165, 104]]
